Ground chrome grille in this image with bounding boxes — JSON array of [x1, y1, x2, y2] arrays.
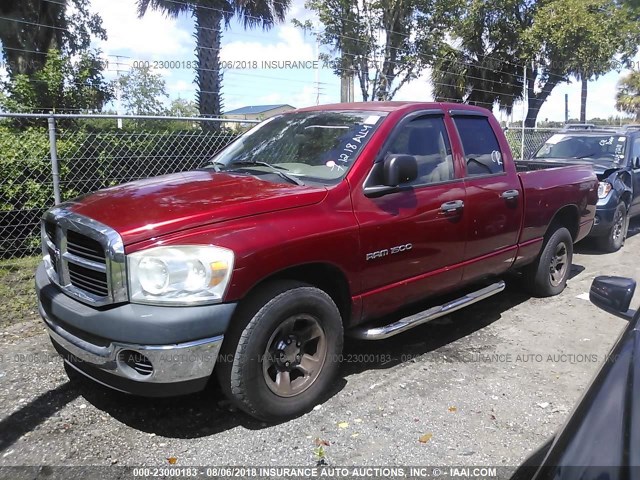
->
[[41, 207, 128, 306], [68, 262, 109, 297], [66, 230, 106, 264]]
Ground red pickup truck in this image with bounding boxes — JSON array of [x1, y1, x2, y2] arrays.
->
[[36, 102, 597, 421]]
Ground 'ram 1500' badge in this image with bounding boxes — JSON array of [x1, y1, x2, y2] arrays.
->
[[366, 243, 413, 260]]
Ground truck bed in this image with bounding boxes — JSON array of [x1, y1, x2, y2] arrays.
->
[[515, 159, 589, 172], [516, 161, 597, 245]]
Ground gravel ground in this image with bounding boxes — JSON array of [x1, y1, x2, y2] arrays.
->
[[1, 221, 639, 473]]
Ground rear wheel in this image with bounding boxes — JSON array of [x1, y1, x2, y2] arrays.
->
[[217, 281, 343, 421], [596, 203, 627, 253], [523, 227, 573, 297]]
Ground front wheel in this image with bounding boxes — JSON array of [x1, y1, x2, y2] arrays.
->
[[596, 203, 627, 253], [216, 281, 343, 421], [523, 227, 573, 297]]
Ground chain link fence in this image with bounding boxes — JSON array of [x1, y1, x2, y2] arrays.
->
[[0, 113, 254, 259], [504, 127, 561, 161]]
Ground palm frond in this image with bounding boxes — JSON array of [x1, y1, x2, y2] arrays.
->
[[136, 0, 191, 19]]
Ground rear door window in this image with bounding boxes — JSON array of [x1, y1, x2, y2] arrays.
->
[[453, 116, 504, 176]]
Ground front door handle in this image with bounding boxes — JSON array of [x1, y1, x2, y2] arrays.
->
[[501, 189, 520, 200], [440, 200, 464, 213]]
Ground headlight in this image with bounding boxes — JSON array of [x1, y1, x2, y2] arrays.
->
[[128, 245, 234, 305], [597, 181, 612, 199]]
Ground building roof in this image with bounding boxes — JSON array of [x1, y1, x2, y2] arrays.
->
[[224, 104, 294, 115]]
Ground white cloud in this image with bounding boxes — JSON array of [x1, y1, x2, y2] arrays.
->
[[221, 25, 315, 63], [394, 71, 435, 102], [92, 0, 192, 59]]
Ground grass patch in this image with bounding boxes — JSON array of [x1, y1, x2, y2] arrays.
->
[[0, 256, 40, 328]]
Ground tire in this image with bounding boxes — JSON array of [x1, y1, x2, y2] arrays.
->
[[216, 280, 344, 422], [596, 203, 627, 253], [523, 227, 573, 297]]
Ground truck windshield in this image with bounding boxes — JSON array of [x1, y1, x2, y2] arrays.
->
[[206, 111, 386, 184], [534, 133, 626, 162]]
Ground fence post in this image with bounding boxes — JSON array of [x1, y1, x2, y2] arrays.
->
[[47, 115, 61, 205]]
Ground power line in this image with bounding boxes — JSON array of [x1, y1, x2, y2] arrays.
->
[[0, 7, 585, 107]]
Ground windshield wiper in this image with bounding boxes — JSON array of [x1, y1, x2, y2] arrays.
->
[[205, 161, 225, 172], [226, 160, 305, 186]]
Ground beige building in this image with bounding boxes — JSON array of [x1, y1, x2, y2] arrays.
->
[[223, 104, 295, 130]]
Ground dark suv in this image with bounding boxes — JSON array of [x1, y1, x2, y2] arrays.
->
[[531, 125, 640, 251]]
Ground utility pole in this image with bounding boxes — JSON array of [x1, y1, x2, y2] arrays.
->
[[340, 75, 354, 102], [108, 55, 130, 129]]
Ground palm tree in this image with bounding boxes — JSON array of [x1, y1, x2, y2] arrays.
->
[[137, 0, 289, 127], [616, 71, 640, 121]]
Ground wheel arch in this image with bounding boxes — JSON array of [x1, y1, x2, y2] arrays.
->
[[237, 262, 353, 326], [545, 204, 580, 242]]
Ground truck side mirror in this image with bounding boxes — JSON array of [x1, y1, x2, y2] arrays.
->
[[590, 276, 637, 320], [634, 156, 640, 169], [382, 154, 418, 187]]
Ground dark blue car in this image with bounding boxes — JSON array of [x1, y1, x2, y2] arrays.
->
[[531, 125, 640, 252]]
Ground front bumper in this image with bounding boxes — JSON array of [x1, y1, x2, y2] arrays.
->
[[589, 205, 618, 237], [36, 263, 237, 396]]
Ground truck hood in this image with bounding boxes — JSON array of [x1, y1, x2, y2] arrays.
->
[[63, 170, 328, 245]]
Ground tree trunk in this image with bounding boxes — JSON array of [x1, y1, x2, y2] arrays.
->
[[194, 5, 223, 132], [525, 73, 560, 128], [580, 77, 587, 123]]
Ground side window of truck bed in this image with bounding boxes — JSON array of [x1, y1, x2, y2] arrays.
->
[[384, 116, 455, 186], [453, 116, 505, 176]]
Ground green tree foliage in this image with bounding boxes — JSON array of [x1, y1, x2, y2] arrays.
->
[[299, 0, 457, 101], [169, 98, 199, 117], [525, 0, 637, 122], [0, 0, 106, 77], [431, 0, 639, 126], [430, 0, 524, 112], [118, 65, 168, 116], [136, 0, 290, 123], [0, 49, 113, 113], [616, 71, 640, 120]]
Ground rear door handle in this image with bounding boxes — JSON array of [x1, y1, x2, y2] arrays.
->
[[440, 200, 464, 213], [501, 189, 520, 200]]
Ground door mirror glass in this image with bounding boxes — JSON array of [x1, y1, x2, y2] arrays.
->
[[383, 154, 418, 187], [590, 276, 636, 320]]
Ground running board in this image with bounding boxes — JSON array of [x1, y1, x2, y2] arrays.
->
[[349, 281, 506, 340]]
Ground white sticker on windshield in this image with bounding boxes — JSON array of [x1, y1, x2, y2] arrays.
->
[[325, 160, 344, 172], [364, 115, 381, 125], [619, 137, 626, 142]]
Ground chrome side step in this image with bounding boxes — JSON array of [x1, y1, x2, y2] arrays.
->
[[349, 281, 506, 340]]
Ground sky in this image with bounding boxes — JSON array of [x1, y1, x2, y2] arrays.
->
[[6, 0, 639, 123]]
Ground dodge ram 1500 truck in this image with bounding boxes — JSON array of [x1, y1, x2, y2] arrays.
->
[[36, 102, 598, 421]]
